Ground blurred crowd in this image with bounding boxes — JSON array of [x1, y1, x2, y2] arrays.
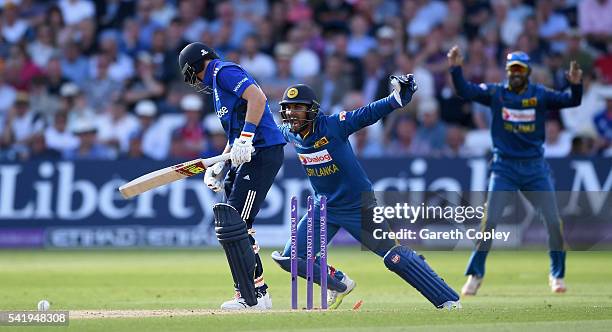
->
[[1, 0, 611, 162]]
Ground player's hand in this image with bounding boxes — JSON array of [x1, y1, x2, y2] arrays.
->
[[567, 61, 583, 85], [230, 133, 255, 167], [390, 74, 418, 107], [447, 45, 463, 67], [204, 161, 227, 192]]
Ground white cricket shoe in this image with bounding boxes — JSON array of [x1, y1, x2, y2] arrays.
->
[[549, 276, 567, 293], [439, 300, 462, 310], [327, 274, 356, 309], [220, 291, 272, 310], [461, 275, 483, 296]]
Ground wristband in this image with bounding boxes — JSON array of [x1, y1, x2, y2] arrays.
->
[[242, 121, 257, 134]]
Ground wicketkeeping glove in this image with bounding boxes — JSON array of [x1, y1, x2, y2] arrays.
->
[[390, 74, 418, 107], [203, 161, 227, 192]]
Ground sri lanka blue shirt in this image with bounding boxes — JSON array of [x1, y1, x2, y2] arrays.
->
[[450, 66, 582, 159], [280, 96, 401, 210], [205, 59, 285, 148]]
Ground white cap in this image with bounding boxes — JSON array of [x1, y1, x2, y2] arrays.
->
[[204, 113, 224, 134], [181, 94, 203, 111], [135, 100, 157, 117], [72, 118, 97, 134], [60, 82, 80, 97], [377, 26, 395, 39]]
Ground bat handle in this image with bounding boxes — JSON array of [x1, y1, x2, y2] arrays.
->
[[203, 153, 232, 166]]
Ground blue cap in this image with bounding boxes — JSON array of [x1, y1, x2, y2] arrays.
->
[[505, 51, 530, 69]]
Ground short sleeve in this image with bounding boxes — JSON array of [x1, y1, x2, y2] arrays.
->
[[216, 66, 255, 97]]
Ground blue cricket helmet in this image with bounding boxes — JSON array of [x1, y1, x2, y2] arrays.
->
[[505, 51, 530, 70]]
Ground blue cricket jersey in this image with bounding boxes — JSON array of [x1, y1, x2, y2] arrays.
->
[[450, 66, 582, 159], [204, 59, 285, 147], [280, 95, 401, 210]]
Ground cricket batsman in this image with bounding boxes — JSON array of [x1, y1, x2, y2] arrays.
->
[[447, 46, 583, 295], [271, 77, 461, 310], [179, 42, 285, 310]]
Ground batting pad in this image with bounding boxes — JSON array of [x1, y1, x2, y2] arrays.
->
[[214, 203, 257, 306], [384, 245, 459, 308]]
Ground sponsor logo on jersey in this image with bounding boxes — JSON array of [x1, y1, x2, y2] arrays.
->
[[339, 111, 347, 121], [521, 97, 538, 107], [233, 77, 249, 93], [313, 136, 329, 149], [502, 107, 535, 122], [216, 106, 228, 118], [298, 149, 332, 165]]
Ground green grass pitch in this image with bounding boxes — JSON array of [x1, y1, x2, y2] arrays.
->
[[1, 248, 610, 331]]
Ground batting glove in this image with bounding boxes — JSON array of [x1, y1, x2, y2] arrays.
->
[[390, 74, 418, 107], [230, 131, 255, 167], [203, 161, 227, 192]]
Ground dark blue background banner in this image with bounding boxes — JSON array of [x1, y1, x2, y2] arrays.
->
[[0, 157, 610, 247]]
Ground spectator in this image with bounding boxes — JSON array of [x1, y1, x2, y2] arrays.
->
[[561, 73, 609, 136], [562, 30, 594, 77], [594, 43, 612, 85], [96, 0, 135, 31], [487, 0, 524, 47], [29, 75, 61, 120], [407, 0, 448, 40], [578, 0, 612, 52], [91, 30, 134, 83], [376, 26, 399, 74], [260, 43, 300, 113], [1, 2, 29, 44], [346, 15, 376, 59], [63, 118, 114, 160], [96, 102, 139, 153], [287, 26, 320, 79], [310, 54, 352, 111], [593, 92, 612, 154], [122, 52, 165, 108], [58, 0, 95, 26], [239, 34, 276, 81], [393, 52, 435, 101], [60, 82, 95, 131], [44, 57, 68, 96], [170, 94, 208, 159], [441, 125, 469, 158], [0, 67, 17, 116], [570, 135, 595, 157], [386, 115, 425, 156], [84, 53, 122, 110], [544, 118, 573, 157], [135, 0, 161, 51], [28, 25, 58, 68], [27, 133, 61, 161], [178, 0, 207, 43], [314, 0, 353, 32], [326, 32, 360, 85], [415, 98, 447, 156], [149, 28, 178, 82], [150, 0, 176, 27], [131, 99, 169, 160], [44, 111, 79, 155], [359, 50, 388, 104], [73, 18, 98, 56], [1, 92, 45, 154], [4, 45, 43, 91], [119, 17, 140, 57], [209, 1, 254, 49], [352, 126, 384, 158], [60, 42, 89, 87], [124, 133, 147, 159], [536, 0, 569, 53]]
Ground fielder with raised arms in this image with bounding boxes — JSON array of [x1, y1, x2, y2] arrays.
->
[[447, 46, 583, 295], [271, 76, 461, 310], [179, 42, 285, 310]]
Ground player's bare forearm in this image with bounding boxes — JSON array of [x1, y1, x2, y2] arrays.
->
[[242, 84, 267, 126]]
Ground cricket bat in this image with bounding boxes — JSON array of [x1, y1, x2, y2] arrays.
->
[[119, 153, 231, 199]]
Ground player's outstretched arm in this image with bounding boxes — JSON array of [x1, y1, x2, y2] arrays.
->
[[335, 74, 417, 137], [447, 45, 493, 105], [543, 61, 583, 109]]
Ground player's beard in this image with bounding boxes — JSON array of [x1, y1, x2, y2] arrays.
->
[[508, 74, 527, 92]]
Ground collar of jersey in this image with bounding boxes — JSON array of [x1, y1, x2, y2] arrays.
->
[[504, 80, 529, 95], [203, 59, 220, 87]]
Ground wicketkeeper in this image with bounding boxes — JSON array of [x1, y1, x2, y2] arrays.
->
[[179, 42, 285, 310], [271, 77, 461, 310]]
